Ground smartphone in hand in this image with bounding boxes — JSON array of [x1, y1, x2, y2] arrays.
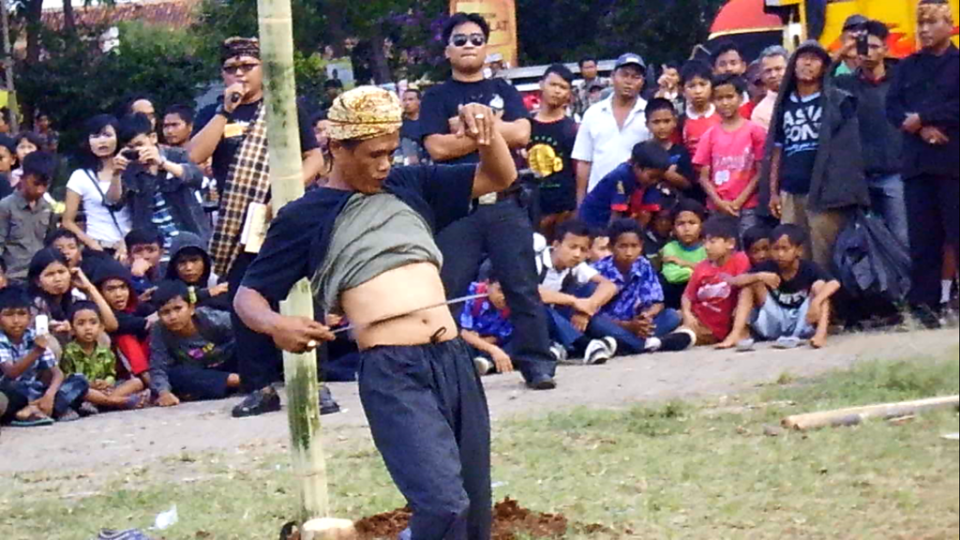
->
[[35, 315, 50, 336]]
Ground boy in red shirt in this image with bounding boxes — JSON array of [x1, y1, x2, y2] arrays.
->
[[694, 74, 768, 237], [682, 216, 752, 346], [681, 61, 720, 160]]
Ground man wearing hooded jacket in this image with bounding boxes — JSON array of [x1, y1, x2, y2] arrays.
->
[[761, 40, 869, 270]]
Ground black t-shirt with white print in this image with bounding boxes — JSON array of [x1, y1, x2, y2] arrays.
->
[[775, 92, 823, 195], [752, 260, 831, 310]]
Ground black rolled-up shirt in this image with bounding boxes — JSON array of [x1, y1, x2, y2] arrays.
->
[[420, 78, 529, 165], [242, 164, 477, 304]]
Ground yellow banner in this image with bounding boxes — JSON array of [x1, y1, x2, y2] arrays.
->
[[450, 0, 519, 68]]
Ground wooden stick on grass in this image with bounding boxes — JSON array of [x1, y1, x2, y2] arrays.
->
[[782, 395, 960, 431]]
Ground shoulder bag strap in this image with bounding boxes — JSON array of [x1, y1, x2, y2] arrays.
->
[[85, 169, 126, 237]]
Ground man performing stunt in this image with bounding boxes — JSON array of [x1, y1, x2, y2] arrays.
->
[[235, 87, 515, 539]]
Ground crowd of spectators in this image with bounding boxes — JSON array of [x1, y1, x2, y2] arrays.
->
[[0, 1, 957, 432]]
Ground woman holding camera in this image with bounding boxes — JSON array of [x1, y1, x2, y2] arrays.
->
[[62, 115, 133, 260]]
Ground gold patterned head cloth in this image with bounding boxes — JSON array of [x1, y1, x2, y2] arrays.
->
[[327, 86, 403, 142], [918, 0, 953, 22]]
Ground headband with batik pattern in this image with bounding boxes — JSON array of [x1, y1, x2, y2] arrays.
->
[[221, 37, 261, 65]]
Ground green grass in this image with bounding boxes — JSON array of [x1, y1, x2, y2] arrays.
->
[[3, 351, 958, 540]]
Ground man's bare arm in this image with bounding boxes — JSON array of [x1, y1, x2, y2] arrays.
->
[[301, 149, 325, 185], [187, 115, 228, 165], [576, 160, 592, 206]]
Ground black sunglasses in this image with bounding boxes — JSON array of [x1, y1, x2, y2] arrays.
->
[[450, 33, 486, 48], [223, 62, 261, 75]]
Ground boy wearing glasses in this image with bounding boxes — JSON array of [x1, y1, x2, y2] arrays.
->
[[187, 37, 334, 419], [422, 13, 558, 391]]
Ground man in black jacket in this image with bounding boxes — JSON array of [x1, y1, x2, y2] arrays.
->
[[886, 0, 959, 325], [836, 21, 908, 248]]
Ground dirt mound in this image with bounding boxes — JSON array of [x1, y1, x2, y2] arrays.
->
[[354, 498, 573, 540]]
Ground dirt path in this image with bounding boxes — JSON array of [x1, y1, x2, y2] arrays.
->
[[1, 329, 957, 474]]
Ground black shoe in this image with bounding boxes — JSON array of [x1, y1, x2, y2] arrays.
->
[[320, 385, 341, 416], [659, 329, 696, 352], [526, 375, 557, 391], [911, 306, 943, 330], [232, 387, 282, 418]]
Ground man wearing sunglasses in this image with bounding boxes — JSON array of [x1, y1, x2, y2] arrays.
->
[[188, 37, 330, 420], [422, 13, 558, 391]]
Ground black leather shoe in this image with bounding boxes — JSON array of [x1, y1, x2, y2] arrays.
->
[[526, 375, 557, 391], [232, 388, 282, 418], [320, 385, 341, 415]]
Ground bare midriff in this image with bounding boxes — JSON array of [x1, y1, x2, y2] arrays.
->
[[340, 262, 457, 350]]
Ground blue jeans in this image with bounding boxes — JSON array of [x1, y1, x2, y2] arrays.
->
[[750, 296, 815, 340], [868, 173, 910, 249], [546, 307, 682, 356]]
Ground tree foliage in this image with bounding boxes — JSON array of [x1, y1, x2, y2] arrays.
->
[[15, 22, 213, 160]]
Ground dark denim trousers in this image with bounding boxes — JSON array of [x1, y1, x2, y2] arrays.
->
[[905, 175, 959, 309], [359, 339, 491, 540], [2, 374, 90, 418], [437, 199, 555, 383], [167, 355, 238, 401], [546, 306, 682, 356]]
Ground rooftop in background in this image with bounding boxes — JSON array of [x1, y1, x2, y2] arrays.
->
[[41, 0, 201, 31]]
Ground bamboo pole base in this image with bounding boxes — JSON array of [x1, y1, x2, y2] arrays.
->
[[782, 395, 960, 431], [300, 518, 358, 540]]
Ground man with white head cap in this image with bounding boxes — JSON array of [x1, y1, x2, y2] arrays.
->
[[236, 86, 517, 540]]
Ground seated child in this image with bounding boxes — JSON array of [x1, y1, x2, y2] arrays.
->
[[46, 228, 110, 278], [148, 280, 239, 407], [537, 220, 655, 364], [0, 286, 89, 424], [94, 260, 155, 383], [578, 142, 672, 229], [125, 228, 164, 296], [460, 272, 517, 377], [165, 232, 230, 311], [588, 234, 612, 264], [682, 216, 752, 346], [60, 301, 148, 411], [743, 225, 772, 267], [594, 219, 693, 350], [660, 199, 707, 309], [719, 225, 841, 350], [644, 206, 675, 271]]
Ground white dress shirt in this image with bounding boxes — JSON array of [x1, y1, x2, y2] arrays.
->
[[572, 95, 651, 193]]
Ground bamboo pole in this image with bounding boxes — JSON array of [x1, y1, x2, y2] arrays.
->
[[1, 0, 20, 133], [256, 0, 329, 526], [782, 395, 960, 431]]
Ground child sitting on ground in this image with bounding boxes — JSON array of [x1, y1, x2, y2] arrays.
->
[[60, 301, 148, 412], [693, 74, 767, 237], [644, 206, 675, 271], [148, 280, 239, 407], [682, 216, 753, 346], [578, 142, 672, 229], [94, 260, 155, 384], [719, 225, 841, 350], [125, 228, 164, 296], [743, 225, 772, 267], [660, 199, 708, 309], [460, 267, 517, 377], [165, 233, 230, 311], [594, 219, 693, 351], [0, 287, 89, 424], [46, 228, 110, 278]]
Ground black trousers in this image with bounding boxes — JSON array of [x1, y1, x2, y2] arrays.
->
[[905, 175, 959, 310], [229, 253, 285, 393], [436, 199, 555, 383], [360, 339, 491, 540]]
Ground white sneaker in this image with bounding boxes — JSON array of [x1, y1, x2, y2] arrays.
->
[[584, 337, 617, 365], [644, 338, 663, 352], [474, 357, 494, 376], [550, 342, 569, 364]]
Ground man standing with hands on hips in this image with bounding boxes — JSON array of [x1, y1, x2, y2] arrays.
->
[[421, 13, 557, 390], [188, 37, 331, 419], [236, 87, 513, 540]]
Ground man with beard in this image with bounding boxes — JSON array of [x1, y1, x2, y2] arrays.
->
[[421, 12, 557, 390], [187, 37, 328, 418]]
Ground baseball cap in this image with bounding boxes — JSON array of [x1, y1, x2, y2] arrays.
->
[[615, 53, 646, 71], [843, 14, 869, 31]]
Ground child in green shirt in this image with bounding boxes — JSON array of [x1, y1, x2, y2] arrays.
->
[[61, 301, 148, 411], [660, 199, 707, 308]]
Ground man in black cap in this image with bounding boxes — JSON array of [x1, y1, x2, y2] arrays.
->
[[421, 13, 557, 390], [833, 14, 869, 76]]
